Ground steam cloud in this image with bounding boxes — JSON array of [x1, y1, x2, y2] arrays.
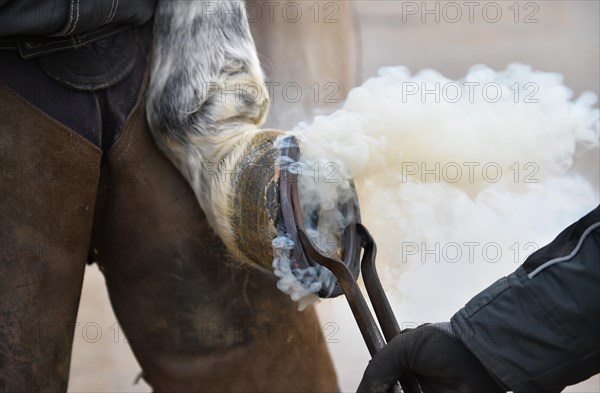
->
[[273, 63, 599, 310]]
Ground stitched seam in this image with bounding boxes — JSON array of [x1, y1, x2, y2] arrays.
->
[[108, 0, 120, 24], [17, 26, 129, 59], [528, 222, 600, 278], [67, 71, 132, 91], [115, 0, 120, 21], [23, 25, 119, 48], [64, 0, 81, 35], [41, 34, 135, 89], [105, 0, 117, 23], [76, 66, 133, 90], [0, 84, 101, 157], [20, 45, 70, 58], [114, 109, 141, 163], [57, 0, 76, 36]]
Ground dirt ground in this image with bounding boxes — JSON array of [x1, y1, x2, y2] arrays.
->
[[68, 1, 599, 392]]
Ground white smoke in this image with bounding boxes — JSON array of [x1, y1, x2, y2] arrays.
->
[[272, 63, 599, 310]]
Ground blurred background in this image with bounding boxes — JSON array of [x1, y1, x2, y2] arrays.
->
[[69, 1, 599, 391]]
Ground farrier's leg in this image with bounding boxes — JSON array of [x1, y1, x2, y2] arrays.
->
[[0, 62, 101, 390], [247, 0, 361, 129]]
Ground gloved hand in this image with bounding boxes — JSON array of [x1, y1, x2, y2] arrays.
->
[[357, 323, 505, 393]]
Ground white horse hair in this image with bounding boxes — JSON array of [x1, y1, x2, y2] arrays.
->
[[146, 0, 270, 265]]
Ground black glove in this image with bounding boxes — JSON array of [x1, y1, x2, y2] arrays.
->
[[357, 323, 506, 393]]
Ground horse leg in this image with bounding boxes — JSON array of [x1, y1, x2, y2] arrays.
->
[[92, 72, 337, 391]]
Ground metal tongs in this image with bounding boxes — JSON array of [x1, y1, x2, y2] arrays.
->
[[277, 136, 421, 393], [297, 227, 421, 393]]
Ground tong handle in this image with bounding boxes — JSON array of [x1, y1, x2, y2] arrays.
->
[[357, 224, 422, 393], [297, 228, 420, 393], [357, 224, 401, 340]]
